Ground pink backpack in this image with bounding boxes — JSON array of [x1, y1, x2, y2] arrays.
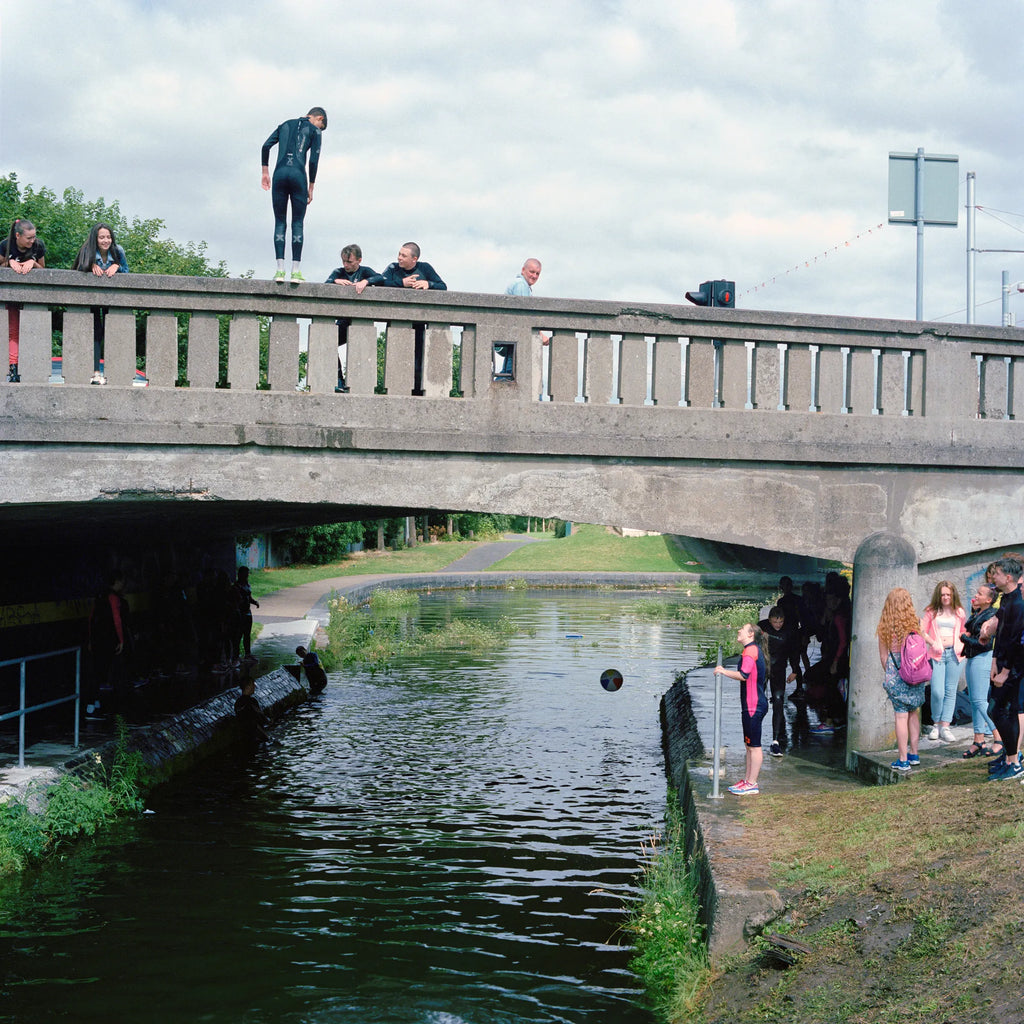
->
[[899, 631, 933, 686]]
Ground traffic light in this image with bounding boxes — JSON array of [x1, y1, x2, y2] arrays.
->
[[685, 279, 736, 308]]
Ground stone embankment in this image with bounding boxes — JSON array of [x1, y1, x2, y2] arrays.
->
[[0, 668, 308, 809]]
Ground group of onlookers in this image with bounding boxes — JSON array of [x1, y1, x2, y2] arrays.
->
[[2, 217, 129, 384], [878, 553, 1024, 780]]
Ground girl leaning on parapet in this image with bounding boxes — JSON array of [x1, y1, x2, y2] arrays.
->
[[0, 218, 47, 382], [877, 588, 926, 772], [73, 223, 130, 385]]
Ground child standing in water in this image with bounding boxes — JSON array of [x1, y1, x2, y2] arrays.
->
[[714, 622, 769, 795]]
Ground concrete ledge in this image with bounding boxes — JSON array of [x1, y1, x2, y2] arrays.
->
[[661, 671, 785, 958], [2, 669, 308, 806]]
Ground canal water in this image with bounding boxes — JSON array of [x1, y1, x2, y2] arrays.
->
[[0, 589, 748, 1024]]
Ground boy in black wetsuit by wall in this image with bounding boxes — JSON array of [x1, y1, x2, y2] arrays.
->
[[261, 107, 327, 283], [758, 606, 798, 758]]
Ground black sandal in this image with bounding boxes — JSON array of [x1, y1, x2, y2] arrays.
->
[[962, 743, 986, 759]]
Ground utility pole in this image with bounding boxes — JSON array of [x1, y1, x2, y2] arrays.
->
[[966, 171, 976, 324]]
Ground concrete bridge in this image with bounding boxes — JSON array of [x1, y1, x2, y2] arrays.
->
[[3, 270, 1024, 760]]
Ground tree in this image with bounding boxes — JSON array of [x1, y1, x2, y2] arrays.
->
[[0, 174, 229, 276], [1, 175, 236, 378]]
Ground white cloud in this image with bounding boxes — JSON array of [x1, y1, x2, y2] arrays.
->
[[4, 0, 1023, 321]]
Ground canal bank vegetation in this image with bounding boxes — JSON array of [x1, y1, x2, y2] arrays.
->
[[0, 720, 150, 878], [627, 790, 710, 1020], [321, 589, 525, 668], [655, 766, 1024, 1024]]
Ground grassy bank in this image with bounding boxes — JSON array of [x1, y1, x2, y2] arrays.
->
[[0, 720, 150, 878], [490, 524, 698, 572], [248, 540, 483, 599], [250, 525, 728, 602], [696, 763, 1024, 1023]]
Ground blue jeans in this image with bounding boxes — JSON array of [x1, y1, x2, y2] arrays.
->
[[964, 651, 996, 736], [929, 646, 961, 725]]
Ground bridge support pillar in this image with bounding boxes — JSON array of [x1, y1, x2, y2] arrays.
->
[[846, 531, 917, 770]]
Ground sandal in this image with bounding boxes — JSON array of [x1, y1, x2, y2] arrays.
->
[[962, 743, 986, 759], [987, 743, 1004, 759]]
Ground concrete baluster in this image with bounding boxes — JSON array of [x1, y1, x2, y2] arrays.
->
[[848, 346, 874, 415], [104, 309, 136, 387], [346, 318, 379, 396], [186, 312, 220, 388], [548, 330, 579, 404], [687, 337, 715, 408], [305, 318, 336, 394], [583, 332, 613, 404], [422, 323, 453, 398], [383, 321, 416, 396], [618, 333, 647, 406], [651, 337, 682, 407], [227, 313, 260, 391], [719, 337, 746, 409], [146, 313, 179, 388], [61, 308, 94, 385]]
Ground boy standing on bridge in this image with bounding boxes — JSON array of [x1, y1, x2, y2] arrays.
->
[[261, 107, 327, 283]]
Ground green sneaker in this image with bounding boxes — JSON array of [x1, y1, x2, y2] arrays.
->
[[273, 269, 286, 283], [290, 270, 305, 283]]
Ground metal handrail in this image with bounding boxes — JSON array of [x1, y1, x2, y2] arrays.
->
[[0, 646, 82, 767]]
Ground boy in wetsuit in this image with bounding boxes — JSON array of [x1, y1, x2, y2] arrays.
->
[[296, 645, 328, 695], [235, 678, 269, 745], [261, 107, 327, 283], [758, 606, 798, 757]]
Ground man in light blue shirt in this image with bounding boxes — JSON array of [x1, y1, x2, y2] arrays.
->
[[505, 258, 542, 296], [497, 259, 544, 379]]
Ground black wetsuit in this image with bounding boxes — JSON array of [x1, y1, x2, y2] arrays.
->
[[262, 117, 323, 260], [991, 587, 1024, 756]]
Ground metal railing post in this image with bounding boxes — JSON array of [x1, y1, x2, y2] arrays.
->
[[711, 645, 724, 800]]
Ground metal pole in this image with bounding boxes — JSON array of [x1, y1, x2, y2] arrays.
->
[[1003, 270, 1011, 327], [18, 660, 26, 768], [74, 648, 81, 750], [966, 171, 976, 324], [711, 645, 724, 799], [915, 147, 925, 321]]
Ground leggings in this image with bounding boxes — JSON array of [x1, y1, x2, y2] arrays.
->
[[7, 304, 20, 365], [991, 676, 1021, 757], [272, 167, 308, 261]]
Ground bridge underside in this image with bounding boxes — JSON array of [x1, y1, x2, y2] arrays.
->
[[5, 440, 1024, 566]]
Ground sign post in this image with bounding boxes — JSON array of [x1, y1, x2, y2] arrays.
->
[[888, 149, 959, 320]]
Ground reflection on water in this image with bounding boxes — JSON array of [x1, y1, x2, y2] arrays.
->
[[0, 589, 732, 1024]]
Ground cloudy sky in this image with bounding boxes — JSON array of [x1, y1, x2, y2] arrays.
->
[[4, 0, 1023, 325]]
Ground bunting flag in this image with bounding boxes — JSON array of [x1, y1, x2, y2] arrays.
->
[[742, 222, 886, 298]]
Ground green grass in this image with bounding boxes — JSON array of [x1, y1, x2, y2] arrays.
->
[[0, 719, 150, 877], [248, 541, 483, 599], [489, 524, 698, 572], [627, 790, 710, 1019]]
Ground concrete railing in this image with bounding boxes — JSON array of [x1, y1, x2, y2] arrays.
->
[[4, 269, 1024, 419]]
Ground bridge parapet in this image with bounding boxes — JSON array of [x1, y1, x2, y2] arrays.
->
[[3, 270, 1024, 420]]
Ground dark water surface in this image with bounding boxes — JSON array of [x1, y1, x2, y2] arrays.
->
[[0, 590, 729, 1024]]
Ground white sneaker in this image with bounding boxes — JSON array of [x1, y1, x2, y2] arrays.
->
[[940, 726, 956, 743], [928, 725, 940, 741]]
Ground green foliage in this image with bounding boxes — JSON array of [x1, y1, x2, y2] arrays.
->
[[275, 522, 365, 565], [0, 718, 150, 877], [0, 173, 229, 276], [626, 791, 710, 1019], [43, 773, 115, 842], [0, 800, 48, 874], [325, 589, 521, 667]]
